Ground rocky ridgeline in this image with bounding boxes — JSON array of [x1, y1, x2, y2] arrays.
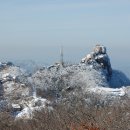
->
[[0, 45, 130, 119]]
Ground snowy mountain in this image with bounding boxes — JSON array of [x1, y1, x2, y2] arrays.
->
[[0, 56, 130, 120]]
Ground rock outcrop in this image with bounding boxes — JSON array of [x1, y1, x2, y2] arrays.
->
[[81, 44, 112, 76]]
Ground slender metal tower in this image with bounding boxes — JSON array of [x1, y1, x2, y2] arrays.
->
[[60, 46, 64, 66]]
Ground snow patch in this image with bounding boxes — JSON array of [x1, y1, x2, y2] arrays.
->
[[15, 97, 50, 119], [89, 87, 126, 97]]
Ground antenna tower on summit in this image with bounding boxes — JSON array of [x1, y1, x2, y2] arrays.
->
[[60, 46, 64, 66]]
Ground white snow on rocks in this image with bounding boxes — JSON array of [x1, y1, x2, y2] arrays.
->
[[3, 81, 31, 99], [0, 66, 25, 79], [14, 96, 50, 119], [0, 51, 130, 120], [0, 62, 52, 120]]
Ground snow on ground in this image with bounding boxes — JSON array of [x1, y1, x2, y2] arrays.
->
[[32, 64, 130, 99], [3, 81, 31, 98], [0, 66, 26, 79], [0, 61, 130, 120], [15, 96, 51, 119], [88, 86, 126, 97]]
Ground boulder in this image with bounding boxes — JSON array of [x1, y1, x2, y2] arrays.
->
[[81, 45, 112, 76]]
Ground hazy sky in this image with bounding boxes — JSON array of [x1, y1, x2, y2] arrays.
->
[[0, 0, 130, 75]]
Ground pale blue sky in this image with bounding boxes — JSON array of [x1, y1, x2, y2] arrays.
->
[[0, 0, 130, 75]]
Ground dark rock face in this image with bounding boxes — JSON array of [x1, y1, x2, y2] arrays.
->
[[109, 70, 130, 88], [81, 45, 112, 76]]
